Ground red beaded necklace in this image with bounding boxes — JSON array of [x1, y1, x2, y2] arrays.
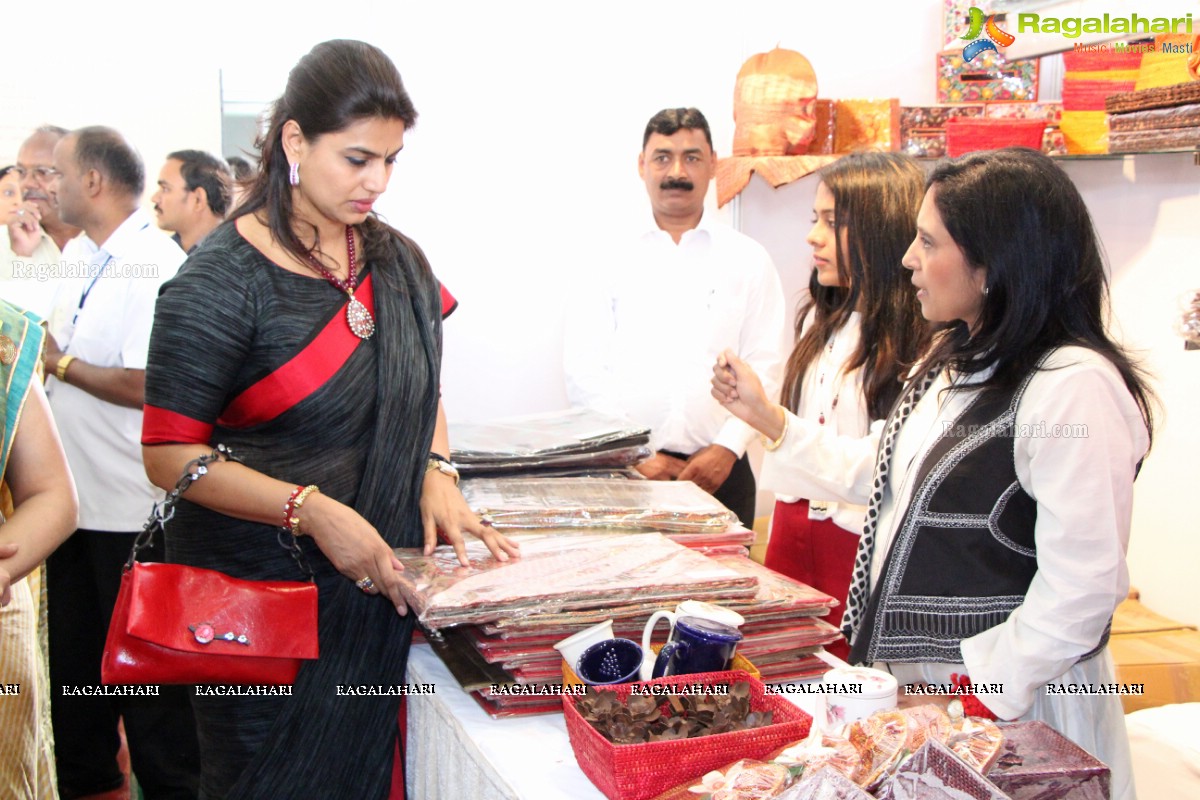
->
[[305, 225, 375, 339]]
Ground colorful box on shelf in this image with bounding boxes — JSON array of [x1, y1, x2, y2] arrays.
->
[[563, 670, 811, 800], [901, 104, 985, 136], [945, 117, 1048, 157], [1061, 48, 1142, 154], [834, 99, 901, 153], [937, 49, 1038, 104]]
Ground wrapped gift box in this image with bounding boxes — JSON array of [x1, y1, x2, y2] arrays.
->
[[834, 99, 900, 153], [937, 49, 1038, 104], [986, 721, 1110, 800], [877, 738, 1012, 799]]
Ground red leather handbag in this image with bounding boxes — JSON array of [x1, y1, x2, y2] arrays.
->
[[101, 446, 319, 685]]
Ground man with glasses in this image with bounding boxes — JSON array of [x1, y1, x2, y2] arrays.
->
[[0, 126, 81, 316]]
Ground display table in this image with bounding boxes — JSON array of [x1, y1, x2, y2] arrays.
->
[[405, 643, 604, 799], [404, 643, 822, 799]]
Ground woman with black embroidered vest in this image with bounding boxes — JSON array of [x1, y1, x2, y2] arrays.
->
[[713, 147, 1152, 800], [760, 153, 927, 661]]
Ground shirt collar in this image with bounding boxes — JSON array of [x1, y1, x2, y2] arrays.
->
[[87, 207, 153, 262], [642, 206, 715, 245]]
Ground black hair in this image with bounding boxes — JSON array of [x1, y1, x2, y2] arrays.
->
[[643, 108, 713, 150], [168, 149, 233, 216], [71, 126, 144, 197], [921, 147, 1154, 445], [0, 165, 14, 181], [234, 39, 418, 269], [783, 153, 930, 420], [224, 155, 254, 181]]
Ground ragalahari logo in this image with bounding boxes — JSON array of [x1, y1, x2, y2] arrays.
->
[[960, 7, 1016, 62]]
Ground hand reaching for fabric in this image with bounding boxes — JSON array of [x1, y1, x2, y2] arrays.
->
[[712, 348, 786, 440], [298, 493, 410, 615], [420, 470, 520, 567], [677, 445, 736, 494], [635, 451, 687, 481]]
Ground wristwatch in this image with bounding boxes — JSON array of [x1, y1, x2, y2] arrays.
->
[[426, 453, 460, 486]]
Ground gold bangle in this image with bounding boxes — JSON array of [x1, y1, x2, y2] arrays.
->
[[55, 354, 77, 382], [288, 485, 321, 537], [762, 406, 790, 452]]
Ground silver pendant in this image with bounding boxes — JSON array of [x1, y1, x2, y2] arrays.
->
[[347, 297, 375, 339]]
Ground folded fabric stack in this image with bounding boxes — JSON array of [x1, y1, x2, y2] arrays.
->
[[448, 408, 652, 477], [394, 532, 840, 717], [460, 476, 754, 550], [1105, 80, 1200, 153]]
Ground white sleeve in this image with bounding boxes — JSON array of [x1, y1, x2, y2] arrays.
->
[[713, 248, 788, 456], [959, 355, 1148, 719], [759, 410, 884, 505]]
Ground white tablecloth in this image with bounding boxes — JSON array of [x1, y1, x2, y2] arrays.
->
[[405, 643, 605, 799]]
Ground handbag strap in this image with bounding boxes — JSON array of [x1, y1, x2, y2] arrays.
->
[[126, 444, 315, 581]]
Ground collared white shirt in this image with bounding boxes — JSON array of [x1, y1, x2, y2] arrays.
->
[[563, 211, 787, 456], [761, 310, 869, 535], [47, 208, 184, 531], [0, 227, 64, 319], [764, 346, 1148, 725]]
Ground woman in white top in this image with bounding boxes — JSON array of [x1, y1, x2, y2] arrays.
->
[[713, 148, 1153, 800], [763, 153, 928, 660]]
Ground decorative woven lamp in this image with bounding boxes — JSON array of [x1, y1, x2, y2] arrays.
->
[[717, 47, 834, 206]]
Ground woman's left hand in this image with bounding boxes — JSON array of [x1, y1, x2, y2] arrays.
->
[[420, 471, 520, 567]]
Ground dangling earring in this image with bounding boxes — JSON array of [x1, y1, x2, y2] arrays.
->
[[982, 285, 990, 296], [289, 162, 300, 187]]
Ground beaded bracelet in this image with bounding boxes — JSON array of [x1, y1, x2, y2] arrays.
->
[[284, 484, 320, 536]]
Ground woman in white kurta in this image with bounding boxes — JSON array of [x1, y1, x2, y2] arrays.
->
[[713, 148, 1153, 800], [761, 153, 927, 661]]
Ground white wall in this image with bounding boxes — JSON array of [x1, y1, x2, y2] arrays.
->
[[3, 0, 1196, 623]]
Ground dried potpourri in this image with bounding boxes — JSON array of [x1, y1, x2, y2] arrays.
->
[[575, 682, 775, 744]]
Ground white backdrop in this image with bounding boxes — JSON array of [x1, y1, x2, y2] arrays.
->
[[2, 0, 1196, 624]]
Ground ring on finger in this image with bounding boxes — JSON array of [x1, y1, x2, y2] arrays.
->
[[479, 514, 495, 527], [355, 576, 376, 593]]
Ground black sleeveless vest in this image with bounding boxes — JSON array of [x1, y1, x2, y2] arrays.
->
[[849, 370, 1042, 665]]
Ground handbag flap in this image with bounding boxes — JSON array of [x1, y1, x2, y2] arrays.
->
[[125, 562, 318, 660]]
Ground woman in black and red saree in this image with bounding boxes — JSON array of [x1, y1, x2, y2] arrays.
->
[[141, 40, 518, 799]]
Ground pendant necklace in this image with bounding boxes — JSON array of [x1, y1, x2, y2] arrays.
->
[[305, 225, 375, 339], [817, 340, 839, 425]]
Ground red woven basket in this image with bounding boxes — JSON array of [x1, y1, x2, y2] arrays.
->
[[563, 670, 811, 800], [945, 118, 1048, 157]]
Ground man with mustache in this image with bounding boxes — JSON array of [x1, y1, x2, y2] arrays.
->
[[151, 149, 232, 254], [0, 126, 82, 316], [563, 107, 786, 526]]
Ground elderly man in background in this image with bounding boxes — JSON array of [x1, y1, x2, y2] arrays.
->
[[0, 126, 81, 316]]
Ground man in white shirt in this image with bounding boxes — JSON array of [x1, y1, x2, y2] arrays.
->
[[151, 149, 232, 254], [563, 108, 786, 525], [42, 126, 199, 799], [0, 126, 82, 317]]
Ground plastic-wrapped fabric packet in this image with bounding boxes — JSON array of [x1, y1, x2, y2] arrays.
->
[[393, 531, 758, 630], [985, 721, 1110, 800], [461, 477, 740, 532], [875, 738, 1012, 800]]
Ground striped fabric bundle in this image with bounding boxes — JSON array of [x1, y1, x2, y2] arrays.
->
[[1061, 50, 1143, 153]]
